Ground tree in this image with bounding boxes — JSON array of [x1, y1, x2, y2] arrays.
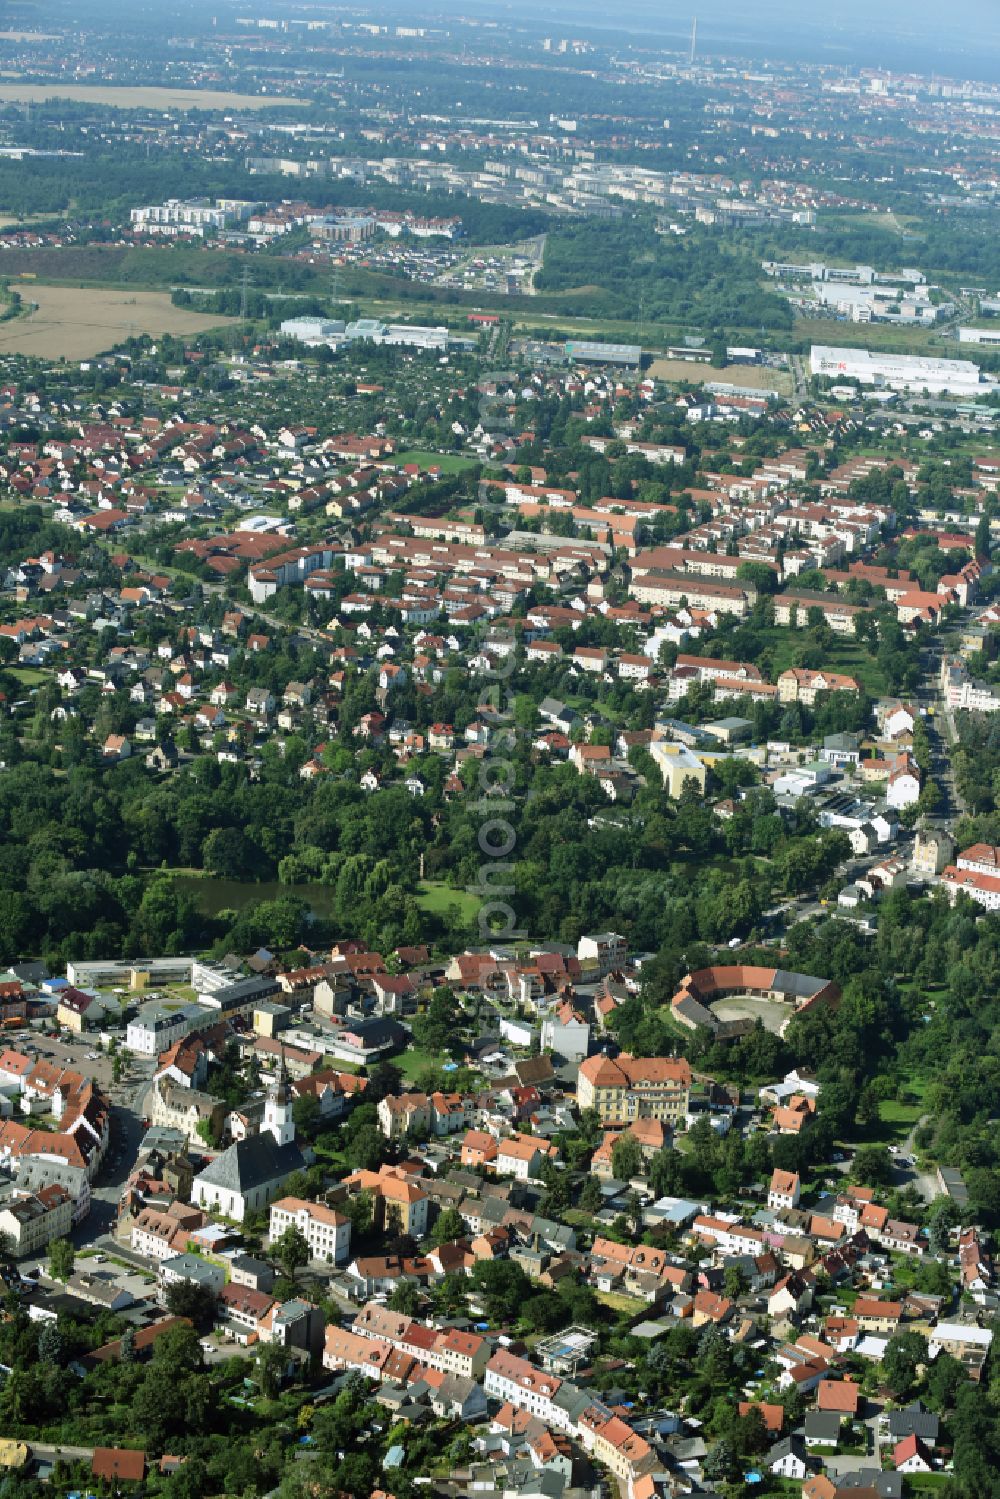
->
[[164, 1279, 218, 1330], [432, 1206, 465, 1246], [36, 1319, 64, 1366], [853, 1145, 893, 1186], [723, 1265, 745, 1302], [387, 1280, 421, 1315], [975, 509, 992, 561], [703, 1438, 736, 1482], [292, 1092, 321, 1139], [927, 1197, 959, 1255], [47, 1238, 74, 1283], [254, 1344, 287, 1399], [195, 1116, 221, 1149], [579, 1175, 603, 1214], [342, 1189, 373, 1238], [611, 1131, 643, 1182], [472, 1260, 532, 1324], [202, 825, 262, 879], [857, 1083, 881, 1129], [925, 1351, 965, 1413], [882, 1330, 928, 1400], [739, 1406, 769, 1457], [366, 1060, 403, 1102], [271, 1224, 310, 1283], [165, 1456, 210, 1499]]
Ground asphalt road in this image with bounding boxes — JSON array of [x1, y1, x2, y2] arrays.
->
[[75, 1057, 156, 1246]]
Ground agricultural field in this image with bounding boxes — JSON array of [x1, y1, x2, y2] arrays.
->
[[0, 84, 303, 110], [0, 284, 236, 359], [791, 315, 952, 356], [647, 356, 793, 393]]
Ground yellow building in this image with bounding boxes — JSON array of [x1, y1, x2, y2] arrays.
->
[[576, 1053, 692, 1124], [253, 1002, 291, 1039], [649, 741, 707, 799]]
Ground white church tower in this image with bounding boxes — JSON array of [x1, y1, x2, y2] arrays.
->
[[263, 1051, 295, 1147]]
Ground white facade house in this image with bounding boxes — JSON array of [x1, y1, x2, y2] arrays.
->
[[887, 767, 921, 810], [577, 932, 627, 975], [0, 1184, 73, 1257], [495, 1137, 545, 1181], [126, 1001, 209, 1056], [768, 1169, 801, 1212], [484, 1351, 573, 1433], [269, 1196, 351, 1265], [539, 1011, 590, 1064], [940, 866, 1000, 911]]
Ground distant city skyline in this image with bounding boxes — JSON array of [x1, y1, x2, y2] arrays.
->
[[456, 0, 1000, 81]]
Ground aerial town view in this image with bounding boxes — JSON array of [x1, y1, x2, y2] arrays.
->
[[0, 0, 998, 1495]]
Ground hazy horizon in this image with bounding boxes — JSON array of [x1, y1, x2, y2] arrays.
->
[[456, 0, 1000, 80]]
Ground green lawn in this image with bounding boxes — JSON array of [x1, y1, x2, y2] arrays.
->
[[8, 667, 48, 685], [595, 1290, 646, 1316], [751, 627, 889, 698], [856, 1068, 931, 1148], [396, 1045, 446, 1082], [415, 881, 482, 922], [392, 449, 478, 474]]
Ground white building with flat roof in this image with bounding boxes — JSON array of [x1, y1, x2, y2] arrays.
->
[[811, 345, 995, 397], [280, 316, 347, 344]]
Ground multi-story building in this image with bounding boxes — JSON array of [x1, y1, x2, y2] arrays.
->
[[576, 1054, 692, 1124], [340, 1165, 429, 1238], [351, 1302, 489, 1380], [157, 1252, 225, 1306], [269, 1196, 351, 1265], [149, 1077, 225, 1147], [957, 843, 1000, 878], [0, 1183, 73, 1256], [927, 1322, 993, 1380], [576, 932, 627, 975], [484, 1349, 573, 1432], [912, 828, 955, 876], [130, 198, 259, 237], [940, 865, 1000, 911], [649, 741, 708, 798], [777, 668, 860, 705], [131, 1204, 206, 1261], [126, 1001, 209, 1056], [495, 1136, 546, 1182], [376, 1091, 470, 1141], [768, 1169, 801, 1212]]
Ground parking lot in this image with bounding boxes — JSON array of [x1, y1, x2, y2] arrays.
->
[[4, 1028, 117, 1090]]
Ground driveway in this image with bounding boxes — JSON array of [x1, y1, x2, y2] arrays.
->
[[888, 1116, 938, 1203]]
